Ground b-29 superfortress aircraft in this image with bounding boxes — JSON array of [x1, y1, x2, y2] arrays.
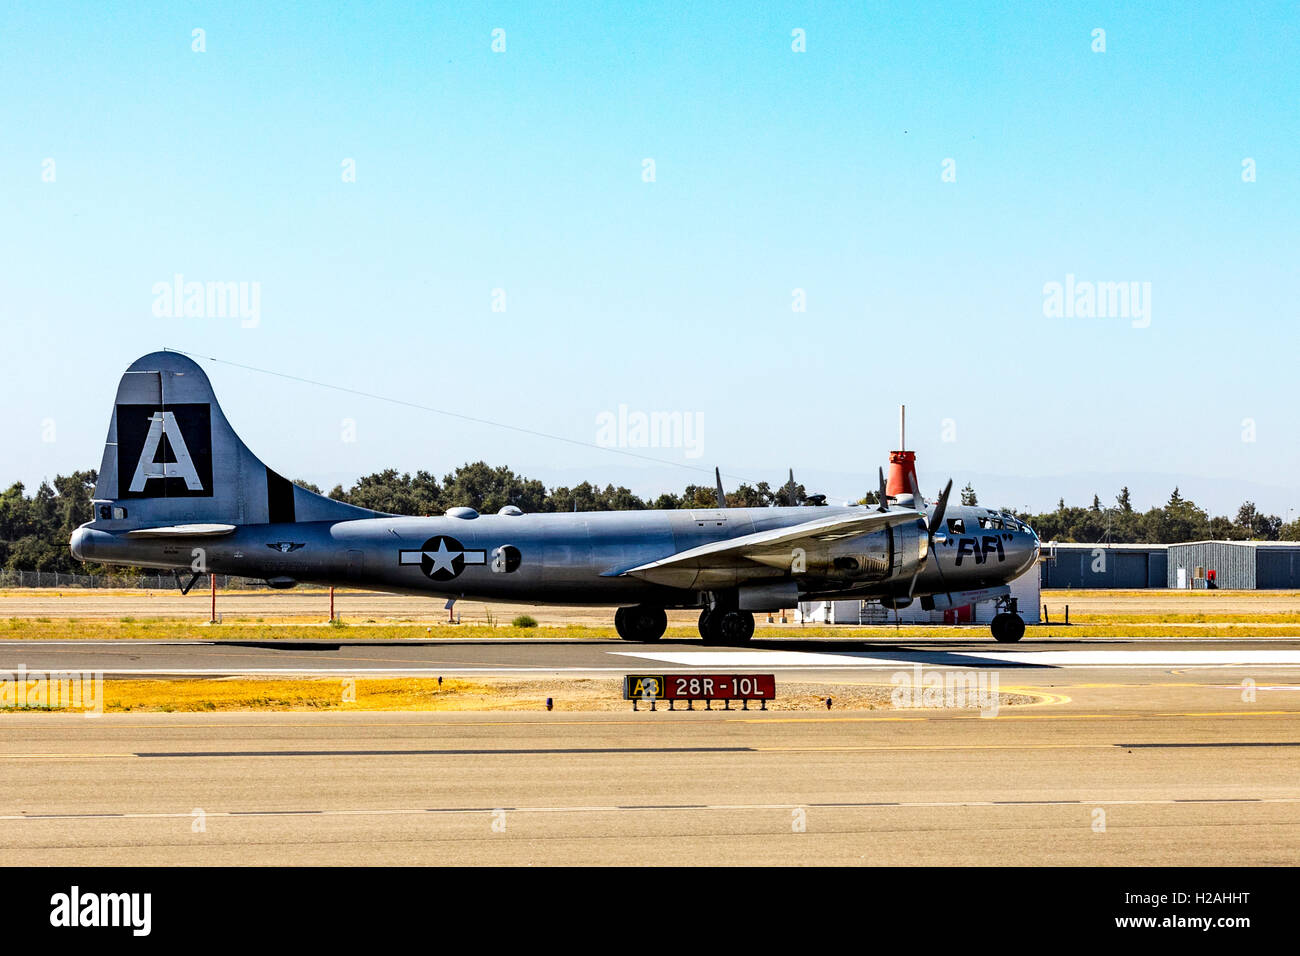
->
[[71, 352, 1040, 643]]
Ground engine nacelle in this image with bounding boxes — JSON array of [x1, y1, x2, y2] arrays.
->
[[818, 518, 928, 585], [890, 518, 928, 582]]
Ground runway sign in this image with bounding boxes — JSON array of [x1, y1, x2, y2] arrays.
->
[[624, 674, 775, 701]]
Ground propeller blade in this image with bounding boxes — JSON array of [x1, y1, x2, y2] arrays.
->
[[908, 471, 924, 507], [929, 478, 954, 540], [715, 467, 727, 509], [876, 467, 888, 512], [927, 478, 955, 609], [931, 544, 954, 609]]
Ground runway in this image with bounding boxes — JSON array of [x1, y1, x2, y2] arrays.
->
[[3, 635, 1300, 680], [2, 634, 1297, 865], [1, 704, 1296, 865]]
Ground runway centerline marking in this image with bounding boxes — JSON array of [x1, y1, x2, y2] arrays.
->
[[131, 746, 755, 758], [3, 795, 1298, 823]]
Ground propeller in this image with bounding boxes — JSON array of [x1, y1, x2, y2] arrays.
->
[[929, 478, 953, 542], [715, 467, 727, 509], [905, 477, 954, 603], [877, 464, 957, 620]]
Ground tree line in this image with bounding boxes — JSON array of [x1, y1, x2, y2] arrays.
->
[[2, 465, 1296, 575], [977, 485, 1300, 545]]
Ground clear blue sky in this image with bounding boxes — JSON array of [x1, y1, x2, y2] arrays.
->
[[3, 1, 1297, 514]]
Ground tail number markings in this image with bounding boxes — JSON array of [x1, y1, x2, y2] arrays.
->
[[130, 411, 203, 492]]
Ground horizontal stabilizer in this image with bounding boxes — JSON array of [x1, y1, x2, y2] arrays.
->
[[124, 523, 238, 538]]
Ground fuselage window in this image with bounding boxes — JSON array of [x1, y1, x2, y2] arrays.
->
[[946, 518, 965, 534], [492, 545, 522, 573]]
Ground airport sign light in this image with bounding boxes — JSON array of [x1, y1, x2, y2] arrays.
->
[[623, 674, 775, 701]]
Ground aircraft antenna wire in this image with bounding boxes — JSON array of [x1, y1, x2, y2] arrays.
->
[[162, 347, 789, 492]]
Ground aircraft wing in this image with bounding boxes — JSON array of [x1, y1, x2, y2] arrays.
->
[[615, 508, 922, 587]]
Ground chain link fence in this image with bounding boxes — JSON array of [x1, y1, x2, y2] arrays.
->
[[0, 570, 270, 590]]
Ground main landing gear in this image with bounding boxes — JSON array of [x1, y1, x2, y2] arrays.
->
[[614, 604, 667, 642], [698, 607, 755, 646], [990, 597, 1026, 643]]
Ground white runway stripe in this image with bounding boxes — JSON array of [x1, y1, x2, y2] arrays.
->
[[613, 649, 1300, 668], [969, 650, 1300, 666], [612, 650, 901, 667]]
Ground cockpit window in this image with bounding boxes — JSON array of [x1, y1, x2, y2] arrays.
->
[[978, 515, 1004, 530], [946, 518, 965, 534], [1000, 515, 1033, 535]]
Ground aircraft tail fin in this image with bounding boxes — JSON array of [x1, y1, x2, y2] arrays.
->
[[91, 351, 378, 528]]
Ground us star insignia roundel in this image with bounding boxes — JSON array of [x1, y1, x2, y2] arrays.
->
[[398, 535, 487, 581]]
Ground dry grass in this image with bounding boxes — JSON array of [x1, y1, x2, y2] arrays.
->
[[0, 587, 1296, 640], [0, 676, 1037, 714], [101, 677, 493, 712], [5, 615, 1300, 641]]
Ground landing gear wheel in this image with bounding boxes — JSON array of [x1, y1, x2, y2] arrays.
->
[[698, 609, 712, 639], [991, 613, 1025, 643], [703, 609, 754, 646], [615, 605, 667, 642]]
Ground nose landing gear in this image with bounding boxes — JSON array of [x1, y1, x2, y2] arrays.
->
[[614, 605, 668, 642], [990, 596, 1026, 643]]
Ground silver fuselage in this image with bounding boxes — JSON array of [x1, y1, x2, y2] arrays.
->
[[72, 502, 1039, 608]]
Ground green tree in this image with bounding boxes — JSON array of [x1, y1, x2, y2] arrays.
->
[[1234, 501, 1282, 540], [331, 468, 442, 515], [1, 471, 101, 574], [727, 483, 770, 508], [1139, 488, 1211, 543], [439, 462, 550, 514], [548, 481, 646, 513]]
